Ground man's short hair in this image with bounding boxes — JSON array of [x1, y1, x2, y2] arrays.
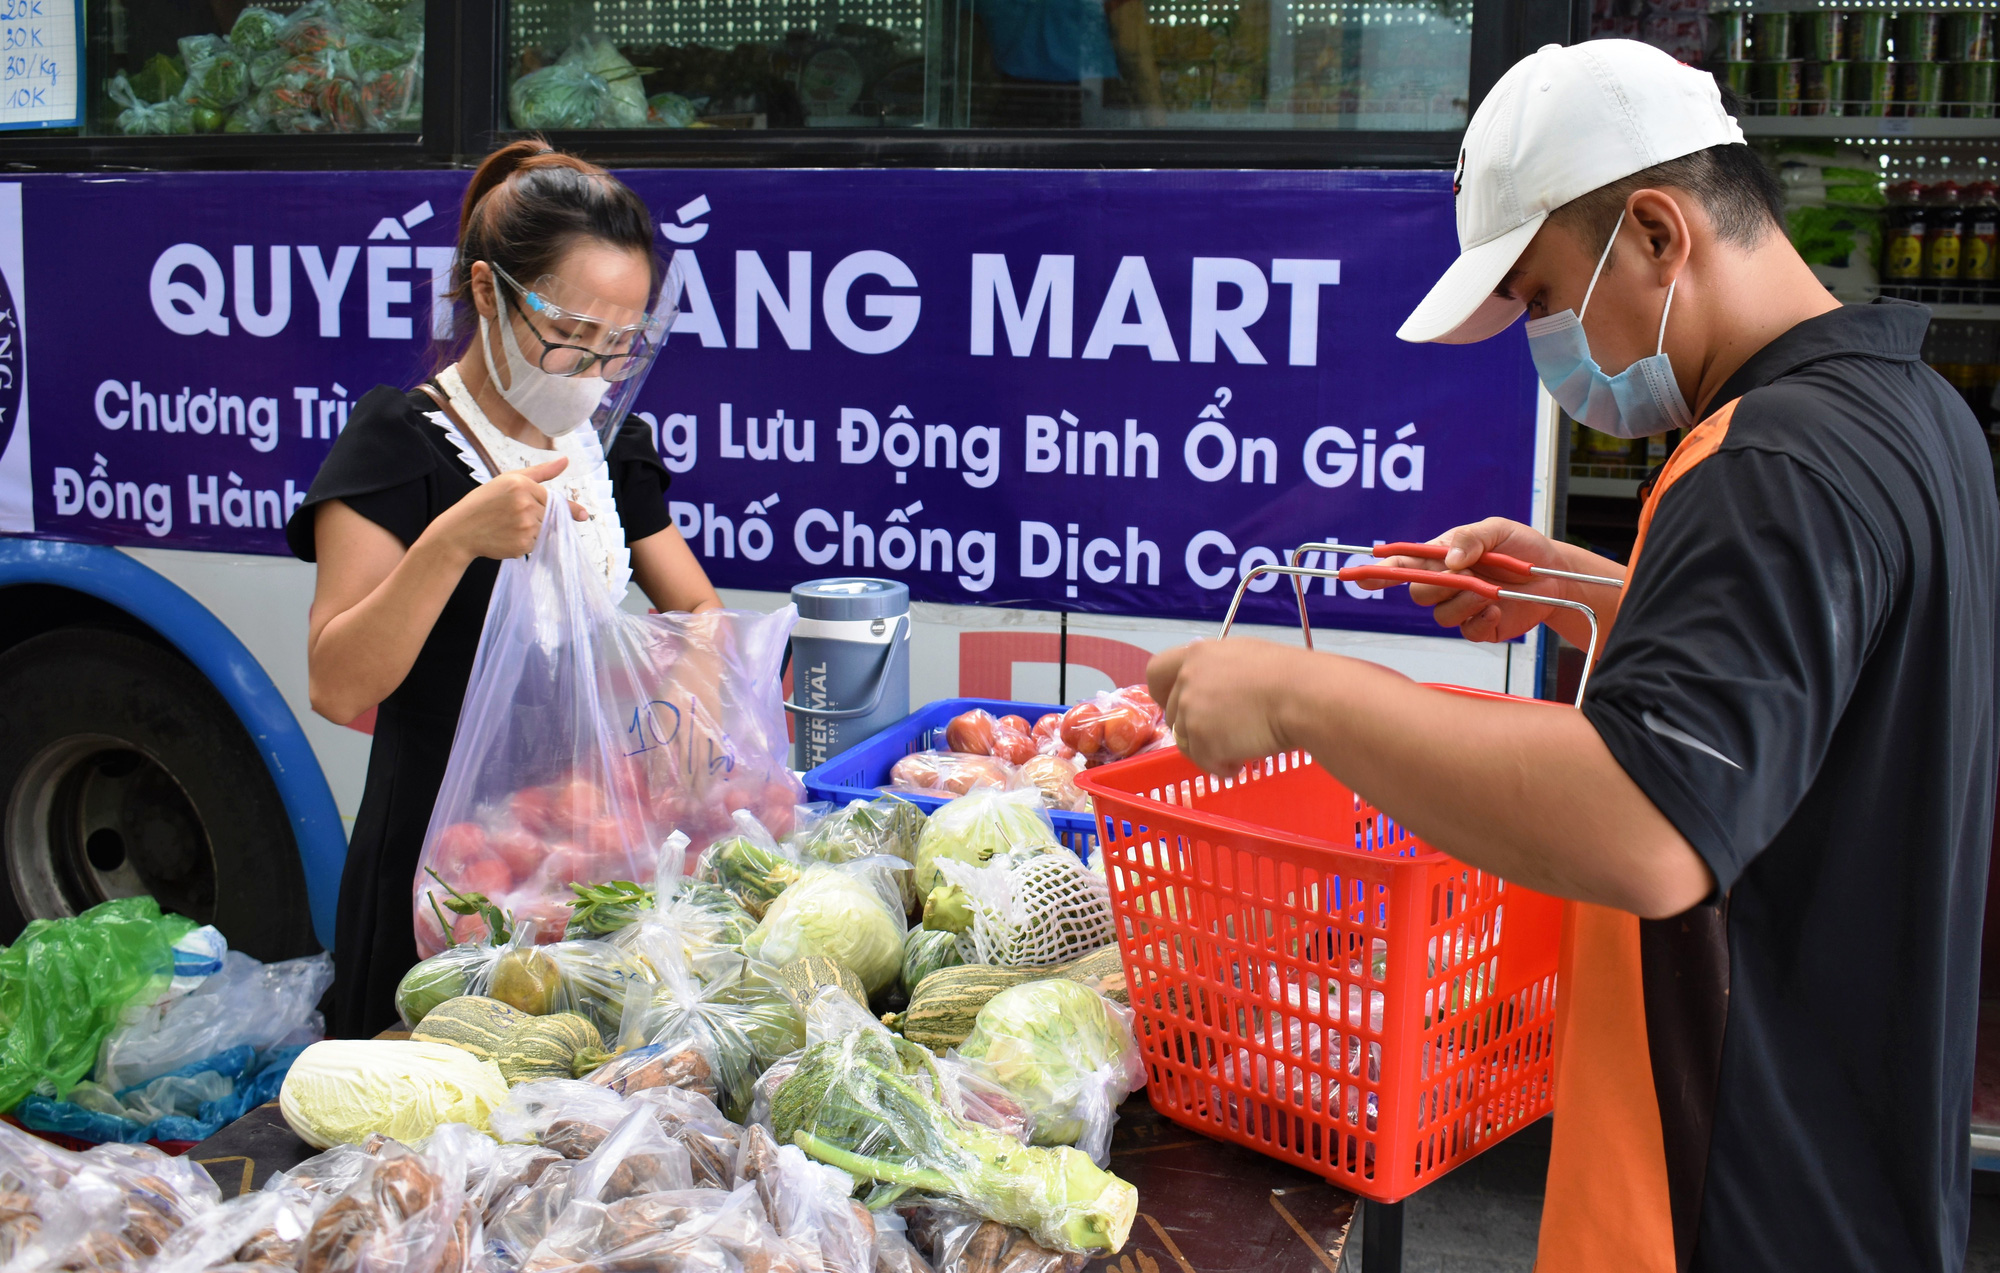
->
[[1548, 142, 1787, 250]]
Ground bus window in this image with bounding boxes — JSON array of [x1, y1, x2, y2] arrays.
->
[[90, 1, 424, 137], [503, 0, 1470, 131]]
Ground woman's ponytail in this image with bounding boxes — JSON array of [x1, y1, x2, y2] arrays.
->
[[434, 137, 658, 370]]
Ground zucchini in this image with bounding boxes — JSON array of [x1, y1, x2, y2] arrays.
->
[[496, 1012, 613, 1085], [409, 996, 528, 1062], [887, 945, 1129, 1051], [775, 955, 868, 1008]]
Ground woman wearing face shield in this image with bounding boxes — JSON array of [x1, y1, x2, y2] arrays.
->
[[284, 139, 720, 1037]]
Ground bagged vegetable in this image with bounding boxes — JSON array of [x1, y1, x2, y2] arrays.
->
[[251, 52, 340, 132], [769, 1025, 1136, 1254], [559, 32, 650, 128], [874, 1210, 936, 1273], [0, 896, 194, 1111], [413, 497, 800, 958], [955, 980, 1141, 1164], [913, 787, 1061, 896], [632, 1083, 740, 1188], [928, 850, 1113, 969], [695, 809, 807, 919], [147, 1182, 313, 1273], [890, 750, 1021, 799], [902, 927, 965, 994], [278, 1, 346, 55], [96, 949, 332, 1090], [397, 930, 643, 1036], [279, 1039, 509, 1148], [106, 71, 194, 134], [177, 34, 249, 131], [1029, 713, 1073, 761], [1, 1137, 221, 1273], [229, 7, 286, 52], [734, 1123, 875, 1273], [742, 860, 908, 997], [908, 1206, 1088, 1273], [798, 793, 928, 914], [945, 710, 1039, 766], [295, 1135, 478, 1273], [490, 1078, 633, 1156], [509, 62, 610, 130], [649, 92, 699, 126], [625, 946, 804, 1120], [1019, 754, 1089, 814], [1058, 687, 1168, 768]]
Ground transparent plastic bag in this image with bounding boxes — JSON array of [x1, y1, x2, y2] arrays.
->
[[413, 498, 800, 958], [767, 1026, 1136, 1255], [874, 1211, 935, 1273], [1056, 688, 1168, 768], [911, 789, 1059, 898], [888, 751, 1022, 800], [295, 1137, 474, 1273], [568, 1107, 695, 1205], [627, 1085, 735, 1174], [732, 1124, 874, 1273], [509, 63, 609, 130], [625, 946, 804, 1120], [97, 950, 332, 1090], [606, 833, 759, 972], [4, 1139, 224, 1272], [489, 1079, 632, 1157], [797, 795, 928, 914], [148, 1183, 313, 1273], [178, 32, 249, 122], [0, 897, 194, 1111], [907, 1206, 1088, 1273], [902, 928, 965, 995], [929, 852, 1113, 970], [942, 711, 1039, 766], [1017, 755, 1089, 815], [106, 70, 195, 135], [741, 859, 909, 998], [953, 980, 1142, 1165], [695, 811, 807, 920]]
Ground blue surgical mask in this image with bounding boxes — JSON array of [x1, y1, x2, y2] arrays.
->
[[1524, 212, 1693, 439]]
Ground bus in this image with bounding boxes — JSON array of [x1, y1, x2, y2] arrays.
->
[[0, 0, 1578, 966]]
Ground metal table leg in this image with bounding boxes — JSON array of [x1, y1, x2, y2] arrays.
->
[[1360, 1198, 1404, 1271]]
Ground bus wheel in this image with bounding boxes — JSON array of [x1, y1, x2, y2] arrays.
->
[[0, 628, 316, 959]]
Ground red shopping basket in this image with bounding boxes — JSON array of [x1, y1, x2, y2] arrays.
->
[[1073, 541, 1618, 1203]]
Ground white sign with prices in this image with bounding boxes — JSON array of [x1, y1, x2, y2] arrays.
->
[[0, 1, 80, 131]]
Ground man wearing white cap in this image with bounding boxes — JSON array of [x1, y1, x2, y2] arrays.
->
[[1149, 39, 1998, 1272]]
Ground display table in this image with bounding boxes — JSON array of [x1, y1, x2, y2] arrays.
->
[[187, 1095, 1359, 1272]]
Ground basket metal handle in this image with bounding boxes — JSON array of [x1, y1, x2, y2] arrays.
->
[[1218, 554, 1606, 709]]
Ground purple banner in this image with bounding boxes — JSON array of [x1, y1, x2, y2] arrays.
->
[[8, 168, 1536, 635]]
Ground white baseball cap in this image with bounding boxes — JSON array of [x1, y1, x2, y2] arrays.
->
[[1398, 39, 1745, 345]]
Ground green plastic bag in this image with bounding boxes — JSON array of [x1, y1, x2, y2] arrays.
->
[[0, 897, 194, 1112]]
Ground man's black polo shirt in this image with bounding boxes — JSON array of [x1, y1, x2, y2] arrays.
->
[[1582, 298, 1999, 1272]]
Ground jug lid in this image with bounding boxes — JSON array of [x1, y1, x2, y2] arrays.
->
[[792, 577, 910, 621]]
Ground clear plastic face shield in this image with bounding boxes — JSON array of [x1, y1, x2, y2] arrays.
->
[[485, 258, 679, 446]]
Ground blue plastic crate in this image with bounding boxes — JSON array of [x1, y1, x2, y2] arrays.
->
[[800, 697, 1099, 860]]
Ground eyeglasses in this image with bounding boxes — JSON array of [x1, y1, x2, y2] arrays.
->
[[488, 261, 663, 383]]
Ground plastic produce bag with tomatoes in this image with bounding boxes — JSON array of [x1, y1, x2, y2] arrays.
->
[[412, 496, 801, 958], [1057, 686, 1170, 768]]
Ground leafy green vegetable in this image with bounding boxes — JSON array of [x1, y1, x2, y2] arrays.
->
[[923, 884, 974, 935], [959, 979, 1141, 1159], [698, 829, 804, 918], [127, 52, 187, 104], [560, 32, 650, 127], [903, 926, 965, 993], [914, 788, 1060, 896], [742, 864, 906, 996], [229, 7, 285, 53], [801, 794, 928, 912], [509, 63, 610, 130], [632, 951, 804, 1121], [771, 1027, 1137, 1254]]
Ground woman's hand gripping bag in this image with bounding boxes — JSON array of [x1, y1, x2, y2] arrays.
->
[[413, 496, 802, 957]]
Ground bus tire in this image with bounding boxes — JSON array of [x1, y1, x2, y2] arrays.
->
[[0, 628, 317, 960]]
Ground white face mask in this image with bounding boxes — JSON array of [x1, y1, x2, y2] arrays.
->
[[479, 309, 608, 439]]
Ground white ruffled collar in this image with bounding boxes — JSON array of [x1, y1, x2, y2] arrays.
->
[[427, 365, 632, 599]]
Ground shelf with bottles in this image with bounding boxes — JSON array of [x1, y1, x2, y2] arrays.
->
[[1569, 422, 1685, 501], [1711, 5, 2000, 124], [1921, 321, 2000, 487]]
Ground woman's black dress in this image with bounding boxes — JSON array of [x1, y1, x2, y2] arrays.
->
[[284, 385, 673, 1038]]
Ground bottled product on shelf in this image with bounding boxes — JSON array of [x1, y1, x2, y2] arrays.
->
[[1709, 4, 1999, 119]]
